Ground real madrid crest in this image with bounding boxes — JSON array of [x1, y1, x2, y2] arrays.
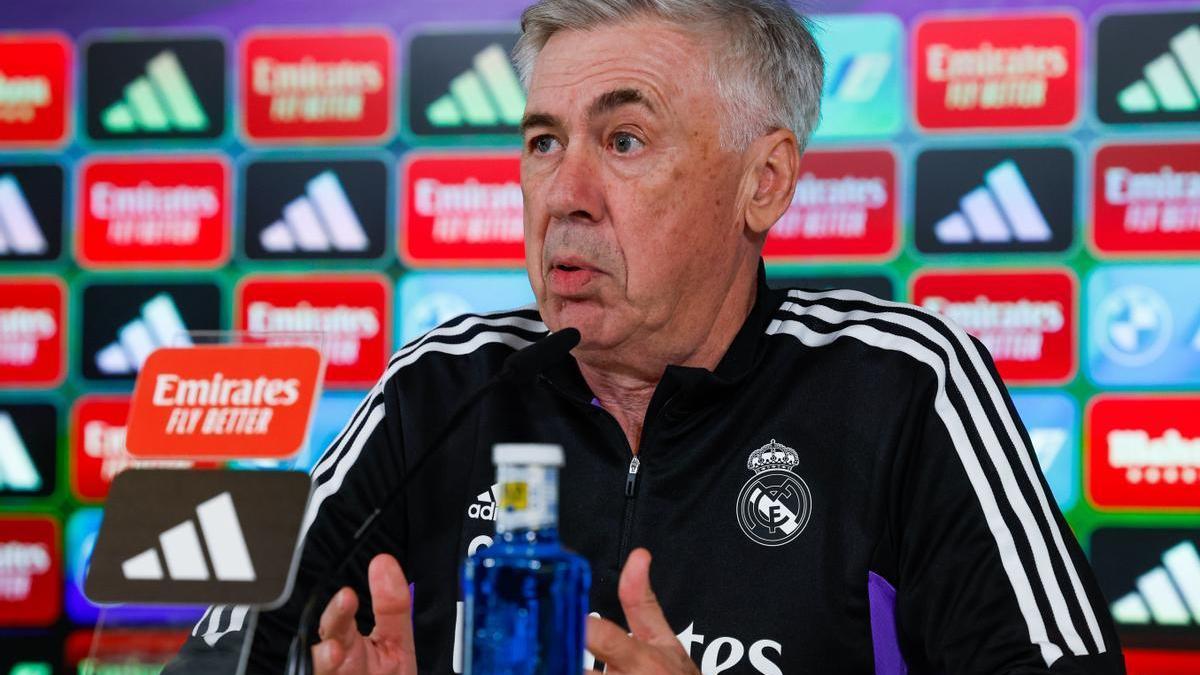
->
[[736, 439, 812, 547]]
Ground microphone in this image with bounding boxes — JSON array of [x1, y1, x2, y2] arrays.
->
[[284, 327, 581, 675]]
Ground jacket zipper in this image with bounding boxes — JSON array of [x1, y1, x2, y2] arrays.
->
[[624, 456, 640, 496], [617, 455, 640, 563]]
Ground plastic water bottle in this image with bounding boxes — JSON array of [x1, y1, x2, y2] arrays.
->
[[462, 443, 591, 674]]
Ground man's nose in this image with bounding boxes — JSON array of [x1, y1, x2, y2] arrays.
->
[[545, 142, 604, 223]]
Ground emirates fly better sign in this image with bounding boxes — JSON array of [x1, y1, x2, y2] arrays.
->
[[911, 269, 1077, 384], [402, 152, 524, 265], [764, 148, 897, 261], [913, 11, 1080, 130], [1092, 141, 1200, 255], [125, 345, 323, 460], [240, 29, 394, 142]]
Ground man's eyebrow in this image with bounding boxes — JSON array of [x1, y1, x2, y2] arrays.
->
[[518, 88, 653, 134], [588, 88, 653, 119], [519, 112, 559, 135]]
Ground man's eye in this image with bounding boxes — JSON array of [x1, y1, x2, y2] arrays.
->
[[611, 132, 644, 154], [530, 135, 560, 154]]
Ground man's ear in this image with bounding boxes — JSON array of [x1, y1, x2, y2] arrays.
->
[[743, 129, 800, 237]]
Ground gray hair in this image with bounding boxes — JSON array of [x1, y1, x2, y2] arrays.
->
[[514, 0, 824, 151]]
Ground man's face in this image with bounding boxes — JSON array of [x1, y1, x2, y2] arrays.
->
[[521, 20, 750, 356]]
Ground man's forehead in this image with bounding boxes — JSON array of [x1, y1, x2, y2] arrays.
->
[[524, 20, 707, 114]]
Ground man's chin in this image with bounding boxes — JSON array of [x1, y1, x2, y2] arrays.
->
[[539, 299, 610, 346]]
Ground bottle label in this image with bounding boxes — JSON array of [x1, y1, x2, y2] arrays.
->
[[495, 465, 557, 532]]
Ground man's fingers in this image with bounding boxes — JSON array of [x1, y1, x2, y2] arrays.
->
[[617, 548, 677, 646], [366, 553, 416, 654], [586, 615, 643, 667], [312, 639, 345, 673], [317, 586, 359, 647]]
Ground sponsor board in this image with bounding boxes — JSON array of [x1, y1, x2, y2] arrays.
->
[[1091, 527, 1200, 649], [125, 345, 323, 460], [913, 145, 1075, 255], [240, 28, 393, 143], [913, 11, 1080, 130], [77, 155, 230, 268], [241, 156, 389, 261], [1087, 395, 1200, 510], [0, 515, 59, 627], [237, 274, 390, 388], [85, 469, 311, 606], [1012, 392, 1078, 511], [65, 508, 205, 625], [1095, 11, 1200, 126], [78, 280, 224, 383], [812, 14, 903, 138], [765, 273, 896, 301], [763, 148, 898, 261], [397, 271, 534, 344], [71, 395, 211, 502], [0, 163, 64, 263], [0, 402, 57, 499], [403, 29, 523, 144], [0, 277, 63, 387], [1091, 141, 1200, 256], [0, 33, 70, 146], [83, 35, 226, 142], [401, 152, 523, 265], [911, 269, 1076, 384], [1086, 264, 1200, 387]]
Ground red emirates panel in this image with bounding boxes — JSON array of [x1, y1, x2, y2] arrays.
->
[[70, 395, 213, 501], [1125, 649, 1200, 675], [0, 33, 71, 145], [764, 148, 897, 261], [1092, 142, 1200, 256], [402, 152, 524, 266], [236, 274, 391, 388], [910, 269, 1077, 384], [66, 629, 189, 668], [1087, 395, 1200, 510], [0, 515, 59, 627], [240, 29, 394, 142], [0, 277, 64, 387], [913, 12, 1080, 130], [77, 156, 230, 268]]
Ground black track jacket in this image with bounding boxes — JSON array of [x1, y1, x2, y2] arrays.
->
[[166, 269, 1125, 674]]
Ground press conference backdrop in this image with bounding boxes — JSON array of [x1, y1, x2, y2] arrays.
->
[[0, 0, 1197, 671]]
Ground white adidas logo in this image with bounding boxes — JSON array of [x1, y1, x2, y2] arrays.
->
[[0, 412, 40, 492], [101, 50, 209, 133], [425, 44, 525, 128], [830, 52, 891, 103], [95, 293, 192, 375], [1118, 25, 1200, 114], [0, 173, 47, 256], [258, 171, 369, 254], [466, 483, 498, 522], [122, 491, 256, 582], [1111, 540, 1200, 626], [934, 160, 1053, 245]]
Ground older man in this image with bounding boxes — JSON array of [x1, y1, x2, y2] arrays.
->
[[168, 1, 1125, 673]]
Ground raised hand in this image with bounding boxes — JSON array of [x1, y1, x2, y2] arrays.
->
[[586, 548, 700, 675], [313, 554, 419, 675]]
